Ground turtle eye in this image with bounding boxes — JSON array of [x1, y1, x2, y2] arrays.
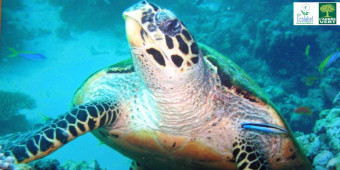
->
[[158, 19, 182, 37], [156, 10, 182, 37], [162, 20, 180, 33]]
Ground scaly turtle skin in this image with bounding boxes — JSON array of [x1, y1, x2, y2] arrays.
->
[[0, 1, 311, 169]]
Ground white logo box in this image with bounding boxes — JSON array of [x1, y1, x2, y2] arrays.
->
[[293, 2, 339, 26]]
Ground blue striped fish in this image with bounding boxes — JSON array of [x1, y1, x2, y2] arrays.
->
[[241, 122, 288, 134], [6, 47, 46, 61]]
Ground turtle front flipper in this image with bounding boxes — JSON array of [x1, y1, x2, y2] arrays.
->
[[232, 132, 271, 170], [0, 101, 119, 164]]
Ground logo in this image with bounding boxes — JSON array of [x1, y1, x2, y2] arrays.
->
[[296, 3, 314, 24], [319, 3, 336, 24], [301, 4, 311, 15], [294, 2, 339, 26]]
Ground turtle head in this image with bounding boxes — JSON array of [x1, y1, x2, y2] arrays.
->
[[123, 1, 203, 87]]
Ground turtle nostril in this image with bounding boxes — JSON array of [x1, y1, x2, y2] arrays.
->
[[140, 0, 147, 5], [124, 0, 148, 14]]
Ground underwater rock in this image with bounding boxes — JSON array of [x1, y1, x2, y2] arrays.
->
[[289, 114, 314, 133], [327, 154, 340, 170], [266, 85, 285, 100], [253, 18, 309, 74], [313, 150, 334, 169], [13, 164, 32, 170], [241, 59, 270, 83], [29, 159, 60, 170], [302, 89, 324, 114], [62, 160, 101, 170], [333, 91, 340, 107], [320, 67, 340, 103]]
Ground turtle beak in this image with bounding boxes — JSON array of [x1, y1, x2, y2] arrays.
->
[[123, 1, 155, 48], [123, 2, 145, 48], [122, 0, 147, 20], [124, 16, 143, 47]]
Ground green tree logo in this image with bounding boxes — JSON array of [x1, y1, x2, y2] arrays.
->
[[320, 4, 335, 17], [319, 3, 336, 24]]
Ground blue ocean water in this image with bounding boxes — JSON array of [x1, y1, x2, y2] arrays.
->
[[0, 0, 339, 169]]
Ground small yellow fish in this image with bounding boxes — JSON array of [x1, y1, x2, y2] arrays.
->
[[305, 45, 310, 60], [301, 76, 319, 86], [40, 113, 52, 122], [97, 141, 105, 147]]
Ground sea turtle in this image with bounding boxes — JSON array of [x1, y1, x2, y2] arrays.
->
[[0, 1, 311, 169]]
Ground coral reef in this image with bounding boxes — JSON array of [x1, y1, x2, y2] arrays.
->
[[0, 155, 103, 170], [0, 90, 35, 121], [0, 149, 15, 170], [316, 109, 340, 153], [296, 108, 340, 169], [0, 90, 35, 135], [26, 159, 103, 170]]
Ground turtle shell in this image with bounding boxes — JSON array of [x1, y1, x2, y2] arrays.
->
[[71, 43, 311, 170], [198, 43, 276, 110], [198, 43, 310, 169]]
